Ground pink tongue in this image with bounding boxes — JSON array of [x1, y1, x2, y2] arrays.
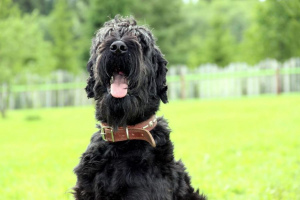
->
[[111, 73, 128, 98]]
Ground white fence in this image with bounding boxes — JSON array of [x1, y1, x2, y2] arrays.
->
[[0, 72, 92, 110], [168, 58, 300, 99], [1, 58, 300, 110]]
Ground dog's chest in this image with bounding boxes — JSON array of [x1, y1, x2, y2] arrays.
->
[[93, 144, 173, 199]]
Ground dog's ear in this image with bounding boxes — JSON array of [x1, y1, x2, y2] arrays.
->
[[85, 58, 95, 98], [154, 47, 168, 103]]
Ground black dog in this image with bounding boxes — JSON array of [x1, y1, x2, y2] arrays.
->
[[73, 16, 206, 200]]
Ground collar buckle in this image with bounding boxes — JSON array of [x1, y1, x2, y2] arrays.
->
[[101, 126, 130, 142], [100, 126, 115, 142]]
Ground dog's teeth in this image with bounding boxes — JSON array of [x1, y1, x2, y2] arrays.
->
[[110, 76, 114, 84]]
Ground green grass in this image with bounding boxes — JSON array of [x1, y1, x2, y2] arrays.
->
[[1, 94, 300, 200]]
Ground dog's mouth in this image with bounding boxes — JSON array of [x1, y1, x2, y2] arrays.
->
[[109, 70, 129, 98]]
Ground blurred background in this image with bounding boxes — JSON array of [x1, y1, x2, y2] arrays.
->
[[1, 0, 300, 112], [0, 0, 300, 199]]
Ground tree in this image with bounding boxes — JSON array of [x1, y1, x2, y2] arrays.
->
[[12, 0, 54, 15], [187, 10, 236, 67], [135, 0, 185, 65], [84, 0, 185, 65], [183, 0, 254, 67], [49, 0, 80, 72], [0, 2, 55, 117], [242, 0, 300, 64], [87, 0, 134, 36]]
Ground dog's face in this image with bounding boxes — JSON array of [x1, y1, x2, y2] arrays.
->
[[85, 16, 168, 129]]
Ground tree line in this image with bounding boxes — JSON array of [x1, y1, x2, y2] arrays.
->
[[1, 0, 300, 117], [1, 0, 300, 75]]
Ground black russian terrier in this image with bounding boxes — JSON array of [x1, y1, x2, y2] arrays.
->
[[73, 16, 206, 200]]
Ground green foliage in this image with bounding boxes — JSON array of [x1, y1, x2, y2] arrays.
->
[[135, 0, 185, 65], [5, 0, 300, 71], [84, 0, 184, 65], [0, 11, 55, 84], [0, 0, 55, 117], [71, 0, 90, 69], [87, 0, 134, 36], [0, 0, 20, 19], [243, 0, 300, 64], [188, 13, 236, 67], [1, 95, 300, 199], [185, 0, 254, 68], [48, 0, 80, 73], [12, 0, 54, 15]]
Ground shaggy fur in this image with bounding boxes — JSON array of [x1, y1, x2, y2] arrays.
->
[[73, 16, 206, 200]]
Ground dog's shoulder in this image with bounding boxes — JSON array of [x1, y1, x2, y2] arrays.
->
[[73, 131, 107, 173], [151, 116, 171, 146]]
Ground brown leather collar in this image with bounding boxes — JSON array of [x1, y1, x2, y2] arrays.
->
[[98, 115, 157, 147]]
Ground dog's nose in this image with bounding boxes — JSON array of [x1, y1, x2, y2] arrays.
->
[[110, 41, 127, 54]]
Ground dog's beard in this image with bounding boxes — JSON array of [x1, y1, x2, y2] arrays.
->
[[95, 84, 160, 131], [96, 92, 146, 130]]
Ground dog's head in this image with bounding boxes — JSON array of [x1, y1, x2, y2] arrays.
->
[[85, 16, 168, 129]]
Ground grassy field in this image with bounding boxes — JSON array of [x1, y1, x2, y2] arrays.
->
[[1, 94, 300, 200]]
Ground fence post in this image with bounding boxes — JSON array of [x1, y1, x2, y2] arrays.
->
[[32, 75, 40, 109], [75, 76, 81, 106], [283, 60, 290, 94], [180, 66, 187, 99], [168, 67, 176, 100], [276, 66, 281, 95], [57, 71, 64, 107], [0, 83, 7, 118], [45, 79, 52, 107], [9, 89, 15, 110]]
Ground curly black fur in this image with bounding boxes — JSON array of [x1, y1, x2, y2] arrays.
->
[[73, 16, 206, 200]]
